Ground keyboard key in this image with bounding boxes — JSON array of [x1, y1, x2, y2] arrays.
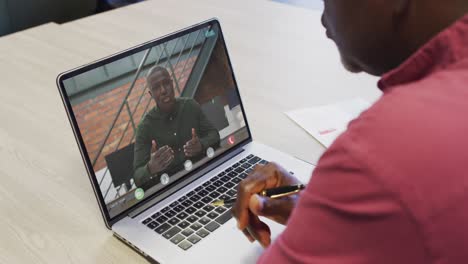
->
[[220, 176, 230, 182], [225, 167, 233, 172], [203, 204, 215, 212], [238, 173, 247, 179], [202, 181, 211, 187], [170, 201, 178, 207], [227, 189, 237, 196], [161, 207, 170, 213], [259, 159, 268, 165], [209, 191, 221, 199], [187, 235, 201, 244], [218, 171, 226, 176], [196, 229, 210, 238], [187, 191, 195, 197], [178, 240, 192, 251], [155, 223, 171, 234], [212, 180, 223, 187], [193, 202, 205, 209], [186, 215, 198, 223], [240, 158, 247, 163], [182, 228, 194, 237], [205, 185, 215, 192], [181, 200, 193, 207], [168, 218, 180, 225], [215, 210, 233, 225], [190, 222, 203, 231], [176, 212, 189, 220], [173, 205, 185, 212], [170, 234, 185, 244], [163, 226, 181, 239], [178, 221, 190, 229], [246, 154, 254, 159], [241, 163, 251, 169], [249, 157, 261, 164], [231, 177, 242, 184], [190, 195, 201, 202], [234, 167, 244, 173], [142, 218, 152, 225], [227, 172, 238, 178], [207, 212, 219, 219], [195, 210, 207, 217], [201, 197, 212, 204], [195, 186, 203, 192], [215, 207, 227, 214], [246, 168, 254, 174], [178, 196, 187, 202], [205, 221, 220, 232], [199, 217, 210, 225], [147, 221, 158, 229], [218, 194, 230, 201], [224, 182, 235, 189], [232, 162, 240, 168], [151, 212, 161, 219], [156, 216, 168, 224], [197, 190, 208, 197], [185, 207, 196, 214], [165, 210, 177, 218], [217, 186, 228, 193]]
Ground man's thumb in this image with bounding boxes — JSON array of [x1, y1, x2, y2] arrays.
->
[[151, 140, 158, 153], [192, 128, 197, 139]]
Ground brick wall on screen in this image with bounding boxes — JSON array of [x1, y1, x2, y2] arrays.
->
[[73, 56, 197, 172]]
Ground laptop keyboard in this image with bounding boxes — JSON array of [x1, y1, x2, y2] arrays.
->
[[141, 154, 267, 251]]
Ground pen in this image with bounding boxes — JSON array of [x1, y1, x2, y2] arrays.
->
[[211, 184, 306, 207]]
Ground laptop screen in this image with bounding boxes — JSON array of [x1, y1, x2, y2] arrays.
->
[[59, 21, 250, 219]]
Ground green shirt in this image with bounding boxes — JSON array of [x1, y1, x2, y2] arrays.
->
[[133, 98, 220, 189]]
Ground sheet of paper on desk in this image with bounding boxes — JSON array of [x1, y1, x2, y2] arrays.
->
[[286, 98, 371, 148]]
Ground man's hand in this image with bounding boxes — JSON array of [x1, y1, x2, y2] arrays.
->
[[232, 162, 301, 248], [147, 140, 174, 174], [184, 128, 203, 157]]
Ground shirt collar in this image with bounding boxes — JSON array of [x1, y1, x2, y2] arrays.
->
[[149, 98, 181, 120], [378, 13, 468, 92]]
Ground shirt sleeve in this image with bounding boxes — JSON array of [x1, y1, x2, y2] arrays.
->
[[191, 100, 220, 150], [133, 120, 152, 187], [257, 137, 427, 264]]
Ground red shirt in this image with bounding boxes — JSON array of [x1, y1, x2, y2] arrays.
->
[[259, 14, 468, 264]]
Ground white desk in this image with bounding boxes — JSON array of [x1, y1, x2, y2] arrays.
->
[[0, 0, 380, 263]]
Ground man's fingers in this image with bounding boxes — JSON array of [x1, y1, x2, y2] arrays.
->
[[151, 140, 158, 153], [234, 165, 281, 231], [246, 212, 271, 248], [242, 229, 255, 243]]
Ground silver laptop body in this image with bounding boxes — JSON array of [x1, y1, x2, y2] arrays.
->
[[57, 18, 314, 264]]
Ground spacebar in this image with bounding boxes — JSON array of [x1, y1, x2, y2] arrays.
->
[[215, 211, 233, 225]]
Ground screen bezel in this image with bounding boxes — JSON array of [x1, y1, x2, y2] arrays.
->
[[56, 18, 253, 228]]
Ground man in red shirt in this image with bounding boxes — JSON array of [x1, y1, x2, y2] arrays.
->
[[233, 1, 468, 263]]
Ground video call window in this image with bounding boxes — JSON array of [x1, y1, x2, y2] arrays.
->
[[62, 24, 248, 217]]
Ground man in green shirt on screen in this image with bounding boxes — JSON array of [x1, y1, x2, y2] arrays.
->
[[133, 66, 220, 189]]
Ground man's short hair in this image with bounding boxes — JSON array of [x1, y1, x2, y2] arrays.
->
[[146, 66, 171, 81]]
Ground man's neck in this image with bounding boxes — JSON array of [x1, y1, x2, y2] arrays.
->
[[402, 2, 468, 64]]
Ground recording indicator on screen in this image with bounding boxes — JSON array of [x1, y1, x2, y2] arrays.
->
[[205, 29, 216, 38]]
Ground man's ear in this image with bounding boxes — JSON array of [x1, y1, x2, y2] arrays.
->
[[393, 0, 410, 30]]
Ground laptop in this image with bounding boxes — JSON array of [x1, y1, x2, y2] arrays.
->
[[57, 18, 314, 263]]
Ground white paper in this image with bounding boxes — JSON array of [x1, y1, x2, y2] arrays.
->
[[286, 98, 371, 148]]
